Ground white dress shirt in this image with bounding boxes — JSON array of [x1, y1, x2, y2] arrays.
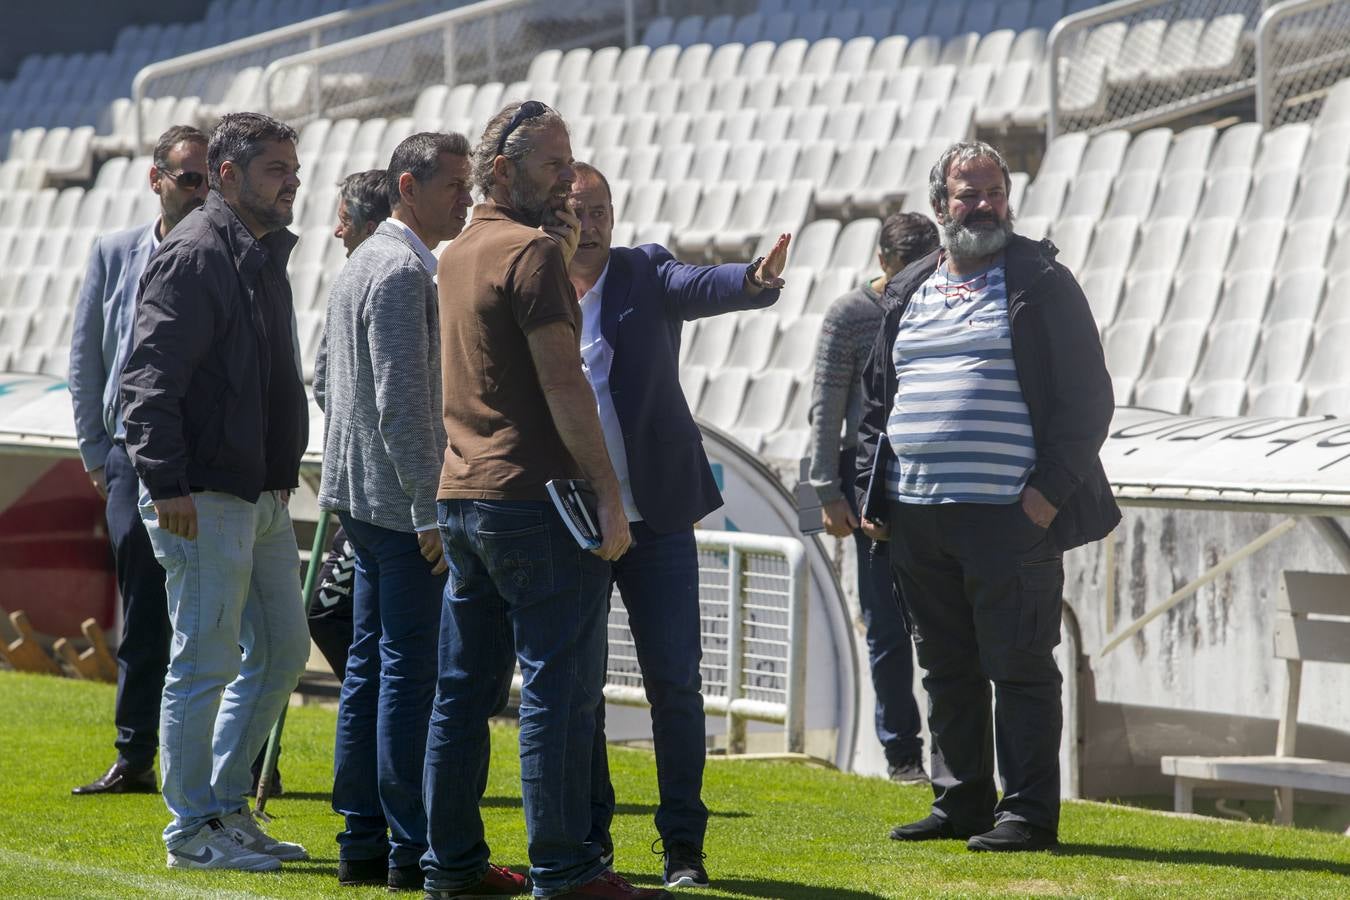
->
[[578, 263, 642, 522], [386, 216, 438, 275]]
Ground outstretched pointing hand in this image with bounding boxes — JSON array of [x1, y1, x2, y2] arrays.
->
[[753, 232, 792, 289]]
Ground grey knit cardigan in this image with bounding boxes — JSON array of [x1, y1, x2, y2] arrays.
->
[[314, 220, 446, 532]]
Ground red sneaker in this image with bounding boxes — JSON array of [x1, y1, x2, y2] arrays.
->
[[427, 863, 529, 898], [555, 869, 670, 899]]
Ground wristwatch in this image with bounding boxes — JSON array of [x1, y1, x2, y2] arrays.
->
[[746, 256, 770, 288]]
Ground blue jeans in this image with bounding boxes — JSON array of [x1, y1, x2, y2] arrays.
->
[[589, 522, 706, 850], [842, 447, 923, 765], [422, 500, 610, 898], [333, 513, 444, 867], [140, 490, 310, 848]]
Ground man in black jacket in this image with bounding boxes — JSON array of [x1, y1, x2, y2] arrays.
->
[[121, 112, 312, 873], [856, 141, 1119, 853]]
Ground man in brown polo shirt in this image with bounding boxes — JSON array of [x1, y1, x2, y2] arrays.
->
[[420, 101, 665, 900]]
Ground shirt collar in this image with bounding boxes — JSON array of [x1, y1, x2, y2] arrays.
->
[[580, 261, 610, 305], [386, 217, 438, 275]]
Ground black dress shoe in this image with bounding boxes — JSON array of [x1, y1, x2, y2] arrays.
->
[[71, 761, 157, 795], [889, 813, 985, 841], [966, 820, 1058, 852], [387, 862, 424, 891], [338, 856, 387, 886]]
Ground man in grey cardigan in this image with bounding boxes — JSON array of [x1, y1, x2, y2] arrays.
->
[[314, 131, 474, 893], [807, 212, 938, 785]]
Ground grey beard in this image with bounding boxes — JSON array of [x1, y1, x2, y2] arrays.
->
[[508, 175, 551, 226], [940, 211, 1015, 259]]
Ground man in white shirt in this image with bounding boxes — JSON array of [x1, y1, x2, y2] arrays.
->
[[566, 161, 789, 890]]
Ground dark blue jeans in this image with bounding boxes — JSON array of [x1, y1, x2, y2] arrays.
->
[[589, 522, 706, 850], [422, 500, 611, 897], [332, 513, 444, 867], [842, 447, 922, 765], [104, 442, 171, 771]]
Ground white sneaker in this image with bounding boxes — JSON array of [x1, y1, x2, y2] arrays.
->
[[220, 809, 310, 861], [167, 819, 281, 871]]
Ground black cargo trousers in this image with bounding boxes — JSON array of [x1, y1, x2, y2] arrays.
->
[[886, 498, 1064, 835]]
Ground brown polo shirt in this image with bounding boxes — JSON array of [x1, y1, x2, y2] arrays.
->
[[436, 201, 582, 501]]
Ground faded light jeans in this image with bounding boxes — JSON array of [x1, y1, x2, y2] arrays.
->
[[140, 489, 310, 849]]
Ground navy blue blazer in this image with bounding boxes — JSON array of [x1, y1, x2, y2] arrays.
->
[[600, 244, 779, 534]]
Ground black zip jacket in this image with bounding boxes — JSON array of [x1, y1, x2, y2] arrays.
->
[[121, 191, 307, 503], [855, 234, 1121, 552]]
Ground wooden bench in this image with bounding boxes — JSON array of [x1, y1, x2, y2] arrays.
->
[[1161, 571, 1350, 825]]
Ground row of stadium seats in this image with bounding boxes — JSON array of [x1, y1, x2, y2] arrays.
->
[[1028, 88, 1350, 418], [0, 0, 392, 137], [643, 0, 1093, 47], [523, 33, 1042, 88]]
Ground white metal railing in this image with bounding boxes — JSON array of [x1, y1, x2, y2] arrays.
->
[[1046, 0, 1264, 141], [511, 529, 809, 755], [260, 0, 642, 127], [1255, 0, 1350, 128], [130, 0, 463, 152]]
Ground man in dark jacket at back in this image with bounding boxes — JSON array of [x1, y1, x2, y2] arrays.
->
[[121, 111, 313, 873], [856, 141, 1119, 853]]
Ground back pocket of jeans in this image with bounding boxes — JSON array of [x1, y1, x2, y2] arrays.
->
[[475, 503, 553, 604]]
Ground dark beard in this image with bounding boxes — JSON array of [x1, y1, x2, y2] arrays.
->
[[240, 179, 293, 233]]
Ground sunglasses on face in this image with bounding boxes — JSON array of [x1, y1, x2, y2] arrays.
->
[[495, 100, 549, 157], [161, 170, 205, 189]]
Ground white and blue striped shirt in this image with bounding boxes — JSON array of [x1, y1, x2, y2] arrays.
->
[[886, 262, 1036, 504]]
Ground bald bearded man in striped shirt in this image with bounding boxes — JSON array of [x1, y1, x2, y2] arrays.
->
[[855, 141, 1119, 854]]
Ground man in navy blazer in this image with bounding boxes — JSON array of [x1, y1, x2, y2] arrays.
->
[[67, 125, 209, 795], [567, 162, 790, 890]]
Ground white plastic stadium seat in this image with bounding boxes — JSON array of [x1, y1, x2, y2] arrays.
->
[[1208, 122, 1262, 174], [790, 219, 843, 272], [1080, 268, 1124, 330], [828, 218, 882, 272], [1246, 320, 1314, 389], [674, 185, 740, 260], [1084, 217, 1139, 272], [725, 311, 781, 372], [1128, 219, 1188, 278], [697, 366, 751, 431]]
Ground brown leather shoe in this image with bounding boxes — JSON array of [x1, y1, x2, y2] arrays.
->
[[72, 760, 157, 795]]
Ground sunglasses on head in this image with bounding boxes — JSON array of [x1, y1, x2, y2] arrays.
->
[[495, 100, 549, 157], [161, 170, 205, 189]]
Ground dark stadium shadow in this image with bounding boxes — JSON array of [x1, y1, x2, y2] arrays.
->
[[480, 795, 750, 818], [1054, 843, 1350, 877], [265, 790, 331, 802], [697, 878, 887, 899]]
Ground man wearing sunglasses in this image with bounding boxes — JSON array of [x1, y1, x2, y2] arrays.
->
[[422, 101, 664, 900], [68, 125, 209, 798]]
